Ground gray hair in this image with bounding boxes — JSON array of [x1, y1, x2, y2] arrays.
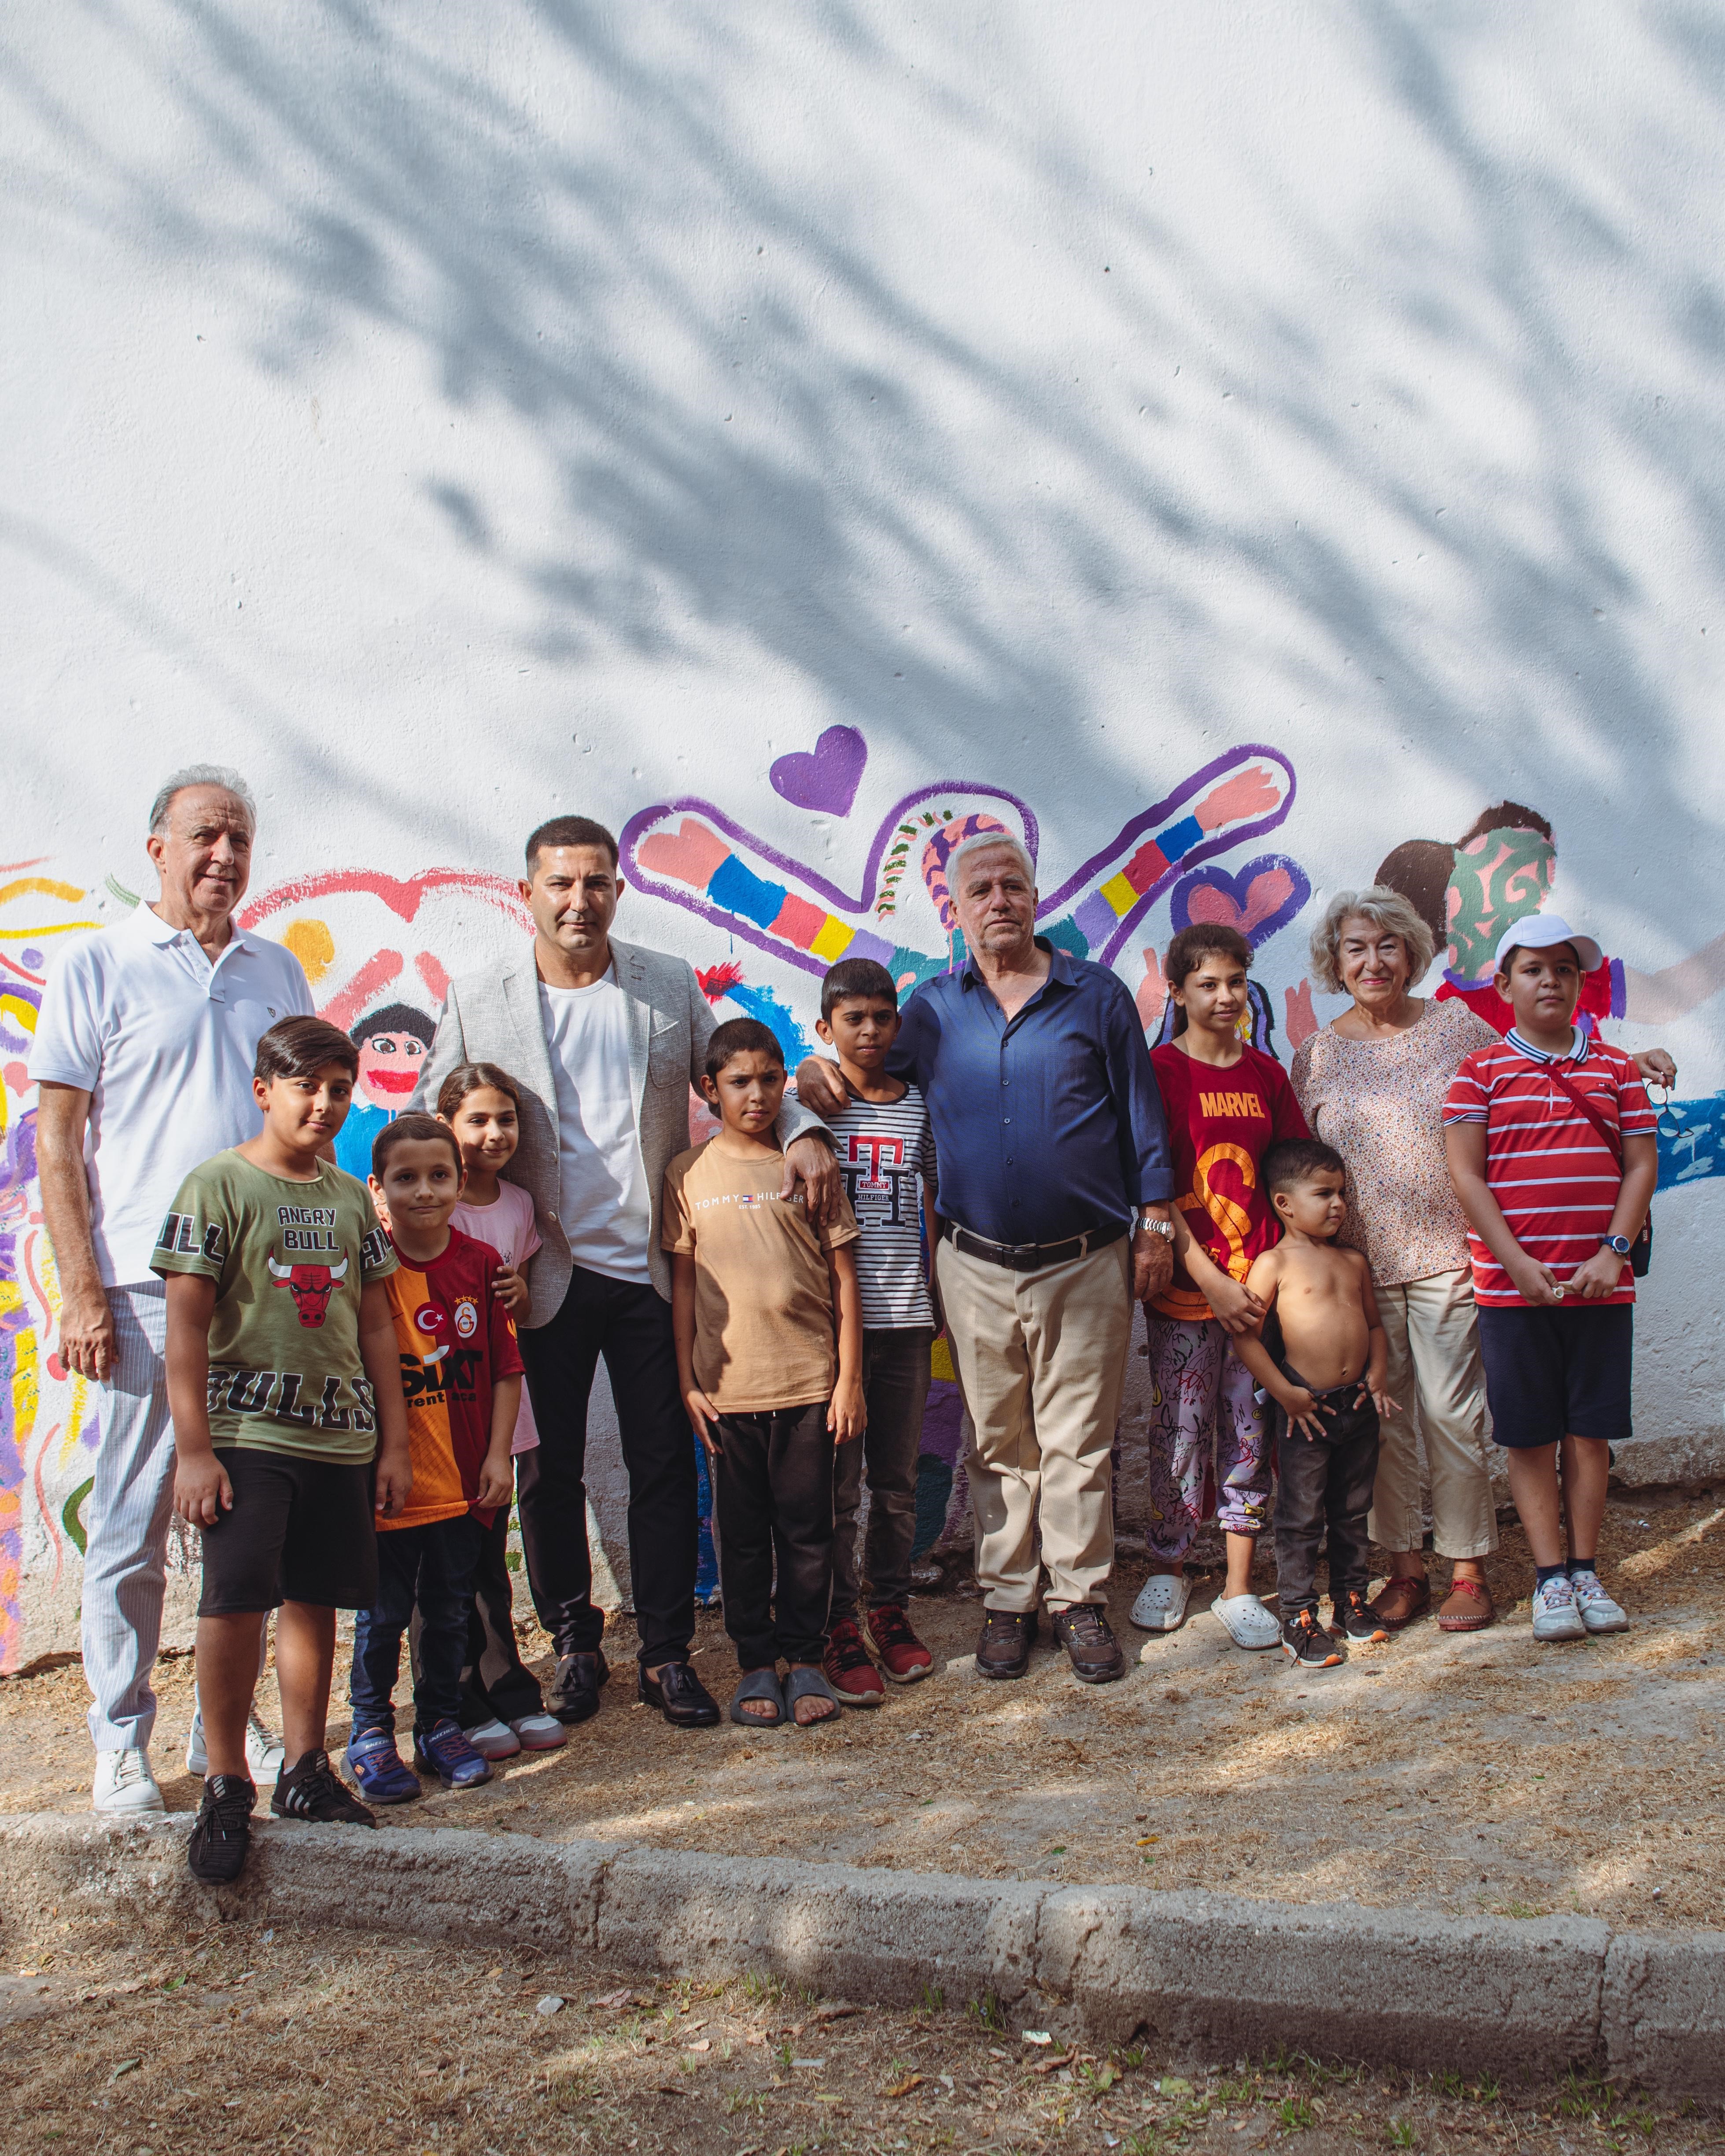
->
[[148, 765, 258, 836], [946, 829, 1037, 895], [1309, 886, 1437, 995]]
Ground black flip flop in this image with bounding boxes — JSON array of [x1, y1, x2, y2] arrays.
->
[[783, 1666, 842, 1728], [728, 1667, 786, 1727]]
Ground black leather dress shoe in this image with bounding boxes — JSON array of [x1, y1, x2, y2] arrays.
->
[[638, 1659, 721, 1728], [549, 1649, 609, 1725]]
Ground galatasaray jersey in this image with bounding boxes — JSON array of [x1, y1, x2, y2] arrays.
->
[[381, 1225, 524, 1530]]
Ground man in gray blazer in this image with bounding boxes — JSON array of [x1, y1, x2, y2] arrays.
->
[[415, 815, 838, 1731]]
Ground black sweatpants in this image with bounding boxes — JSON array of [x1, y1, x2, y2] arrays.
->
[[1273, 1382, 1380, 1616], [409, 1500, 546, 1728], [710, 1400, 835, 1669], [832, 1325, 933, 1613], [516, 1265, 697, 1669]]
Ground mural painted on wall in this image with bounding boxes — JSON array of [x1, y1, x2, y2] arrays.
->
[[4, 756, 1724, 1665]]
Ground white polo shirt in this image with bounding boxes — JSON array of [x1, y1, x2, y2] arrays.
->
[[29, 904, 314, 1286]]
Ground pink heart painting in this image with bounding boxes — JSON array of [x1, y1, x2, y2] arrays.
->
[[1170, 854, 1311, 948], [770, 725, 868, 815]]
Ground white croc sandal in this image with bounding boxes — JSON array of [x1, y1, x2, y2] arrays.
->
[[1130, 1573, 1194, 1633], [1213, 1592, 1281, 1651]]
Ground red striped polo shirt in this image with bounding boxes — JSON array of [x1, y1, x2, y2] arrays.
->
[[1442, 1029, 1654, 1307]]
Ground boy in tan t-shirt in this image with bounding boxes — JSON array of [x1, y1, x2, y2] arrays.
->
[[663, 1019, 864, 1729]]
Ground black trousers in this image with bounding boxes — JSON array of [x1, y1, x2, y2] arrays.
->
[[832, 1326, 933, 1612], [408, 1501, 546, 1728], [1273, 1385, 1380, 1615], [710, 1400, 834, 1669], [516, 1265, 697, 1668]]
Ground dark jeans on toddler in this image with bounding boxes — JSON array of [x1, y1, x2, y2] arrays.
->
[[1273, 1382, 1380, 1616], [408, 1501, 546, 1730], [350, 1513, 486, 1737], [832, 1326, 933, 1614], [711, 1400, 834, 1669]]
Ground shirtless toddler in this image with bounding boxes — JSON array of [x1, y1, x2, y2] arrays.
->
[[1233, 1139, 1396, 1668]]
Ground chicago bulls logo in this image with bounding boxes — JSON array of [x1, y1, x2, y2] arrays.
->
[[267, 1253, 350, 1328]]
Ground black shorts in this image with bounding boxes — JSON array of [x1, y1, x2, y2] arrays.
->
[[1476, 1303, 1633, 1450], [197, 1448, 379, 1615]]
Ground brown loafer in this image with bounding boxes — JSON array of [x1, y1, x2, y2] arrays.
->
[[976, 1608, 1036, 1680], [1366, 1575, 1431, 1631], [1437, 1577, 1495, 1632]]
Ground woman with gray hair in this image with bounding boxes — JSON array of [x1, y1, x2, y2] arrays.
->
[[1289, 887, 1505, 1631]]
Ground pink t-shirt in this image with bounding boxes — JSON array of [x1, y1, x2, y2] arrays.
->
[[450, 1183, 543, 1453]]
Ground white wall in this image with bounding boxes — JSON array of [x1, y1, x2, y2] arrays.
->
[[4, 1, 1724, 1667]]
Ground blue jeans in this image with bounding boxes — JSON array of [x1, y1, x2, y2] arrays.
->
[[349, 1515, 485, 1736]]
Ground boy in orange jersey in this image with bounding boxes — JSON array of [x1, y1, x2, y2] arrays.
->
[[345, 1113, 523, 1798]]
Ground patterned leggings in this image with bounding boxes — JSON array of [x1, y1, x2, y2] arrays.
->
[[1143, 1315, 1273, 1564]]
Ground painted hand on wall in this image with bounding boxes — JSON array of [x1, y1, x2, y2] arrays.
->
[[621, 744, 1296, 988]]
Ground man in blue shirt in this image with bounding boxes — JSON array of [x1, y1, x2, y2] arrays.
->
[[800, 833, 1176, 1684]]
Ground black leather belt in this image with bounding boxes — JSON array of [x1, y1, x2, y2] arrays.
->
[[937, 1215, 1130, 1273]]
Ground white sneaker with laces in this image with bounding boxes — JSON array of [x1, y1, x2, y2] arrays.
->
[[463, 1717, 523, 1761], [186, 1706, 287, 1780], [92, 1746, 165, 1814], [509, 1712, 569, 1751], [1530, 1575, 1587, 1643], [1130, 1573, 1194, 1633], [1212, 1592, 1281, 1650], [1568, 1570, 1629, 1634]]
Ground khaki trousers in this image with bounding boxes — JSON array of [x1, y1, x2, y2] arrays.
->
[[1369, 1267, 1500, 1561], [934, 1234, 1133, 1611]]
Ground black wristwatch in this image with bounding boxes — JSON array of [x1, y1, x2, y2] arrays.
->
[[1600, 1234, 1632, 1257]]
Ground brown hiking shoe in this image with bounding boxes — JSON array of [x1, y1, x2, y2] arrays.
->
[[1050, 1603, 1125, 1684], [975, 1608, 1036, 1680]]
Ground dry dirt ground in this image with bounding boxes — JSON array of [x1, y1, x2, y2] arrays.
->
[[3, 1488, 1722, 1929], [0, 1915, 1716, 2156]]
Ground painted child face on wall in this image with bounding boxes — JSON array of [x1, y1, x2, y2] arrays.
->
[[354, 1028, 428, 1109], [1445, 826, 1555, 980]]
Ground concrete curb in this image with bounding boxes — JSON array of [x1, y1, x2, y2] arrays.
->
[[3, 1812, 1721, 2095]]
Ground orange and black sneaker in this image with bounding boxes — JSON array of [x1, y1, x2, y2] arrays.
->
[[867, 1603, 934, 1684], [1329, 1590, 1390, 1646], [823, 1616, 885, 1706], [1280, 1607, 1346, 1668]]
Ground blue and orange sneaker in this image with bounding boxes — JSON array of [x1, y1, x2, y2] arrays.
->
[[344, 1725, 422, 1805], [414, 1718, 494, 1790]]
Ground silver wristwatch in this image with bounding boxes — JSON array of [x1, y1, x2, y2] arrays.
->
[[1138, 1212, 1177, 1241]]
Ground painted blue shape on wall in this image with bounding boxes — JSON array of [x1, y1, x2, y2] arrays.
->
[[692, 1434, 720, 1606], [724, 980, 814, 1063]]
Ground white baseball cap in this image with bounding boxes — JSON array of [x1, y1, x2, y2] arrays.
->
[[1492, 911, 1603, 975]]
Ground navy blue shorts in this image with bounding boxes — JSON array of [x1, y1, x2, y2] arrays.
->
[[1476, 1304, 1633, 1450]]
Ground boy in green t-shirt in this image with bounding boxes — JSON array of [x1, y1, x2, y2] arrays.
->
[[154, 1015, 411, 1885]]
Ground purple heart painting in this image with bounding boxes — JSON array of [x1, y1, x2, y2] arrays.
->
[[1170, 854, 1311, 949], [770, 725, 868, 816]]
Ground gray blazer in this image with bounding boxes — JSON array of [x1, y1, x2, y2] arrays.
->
[[412, 937, 827, 1323]]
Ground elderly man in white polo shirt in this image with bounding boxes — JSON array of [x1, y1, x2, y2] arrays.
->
[[31, 767, 314, 1813]]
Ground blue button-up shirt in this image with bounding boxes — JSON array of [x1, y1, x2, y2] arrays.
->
[[888, 940, 1173, 1246]]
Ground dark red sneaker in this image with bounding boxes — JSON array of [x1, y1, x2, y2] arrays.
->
[[823, 1617, 885, 1706], [868, 1603, 934, 1684]]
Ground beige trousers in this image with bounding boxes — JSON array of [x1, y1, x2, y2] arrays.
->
[[934, 1234, 1133, 1611], [1369, 1266, 1500, 1561]]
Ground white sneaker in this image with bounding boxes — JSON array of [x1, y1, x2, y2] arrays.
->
[[463, 1717, 523, 1761], [92, 1747, 164, 1815], [1130, 1573, 1194, 1633], [186, 1706, 287, 1781], [1568, 1570, 1629, 1634], [1530, 1575, 1587, 1643], [509, 1712, 568, 1752], [1213, 1592, 1281, 1650]]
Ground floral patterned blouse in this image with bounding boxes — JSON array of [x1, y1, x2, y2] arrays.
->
[[1289, 998, 1499, 1286]]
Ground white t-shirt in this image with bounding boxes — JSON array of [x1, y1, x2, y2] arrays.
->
[[538, 972, 653, 1285], [28, 904, 314, 1286], [451, 1183, 544, 1454]]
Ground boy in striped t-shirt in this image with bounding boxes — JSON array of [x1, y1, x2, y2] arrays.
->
[[1443, 916, 1658, 1644], [814, 958, 942, 1704]]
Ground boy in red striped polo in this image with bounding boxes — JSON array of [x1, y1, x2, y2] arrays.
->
[[1443, 916, 1658, 1644]]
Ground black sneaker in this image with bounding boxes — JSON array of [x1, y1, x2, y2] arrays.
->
[[271, 1748, 377, 1827], [1329, 1589, 1390, 1645], [1280, 1607, 1346, 1669], [187, 1773, 256, 1884]]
